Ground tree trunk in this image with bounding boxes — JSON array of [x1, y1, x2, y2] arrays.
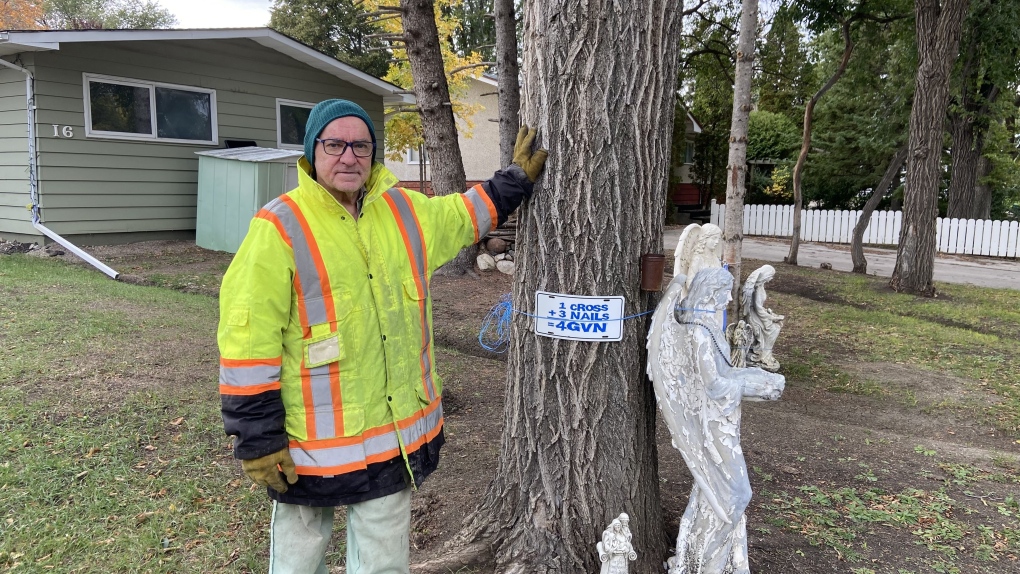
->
[[851, 145, 908, 274], [973, 154, 993, 216], [451, 1, 683, 572], [494, 0, 520, 168], [400, 0, 475, 274], [400, 0, 467, 196], [788, 20, 855, 266], [723, 0, 758, 312], [946, 86, 1000, 220], [946, 112, 984, 219], [891, 0, 970, 296]]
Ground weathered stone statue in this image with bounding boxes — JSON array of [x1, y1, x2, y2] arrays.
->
[[740, 265, 784, 372], [673, 223, 724, 325], [646, 268, 786, 574], [597, 513, 637, 574]]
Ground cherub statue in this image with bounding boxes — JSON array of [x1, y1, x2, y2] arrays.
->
[[646, 268, 785, 574], [740, 265, 784, 372], [597, 514, 637, 574]]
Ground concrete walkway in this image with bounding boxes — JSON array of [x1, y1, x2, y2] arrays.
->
[[663, 228, 1020, 290]]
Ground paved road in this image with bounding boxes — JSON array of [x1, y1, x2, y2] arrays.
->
[[663, 229, 1020, 290]]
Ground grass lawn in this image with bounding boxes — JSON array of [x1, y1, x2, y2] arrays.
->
[[1, 250, 1019, 573]]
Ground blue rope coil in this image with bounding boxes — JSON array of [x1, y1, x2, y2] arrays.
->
[[477, 293, 716, 353]]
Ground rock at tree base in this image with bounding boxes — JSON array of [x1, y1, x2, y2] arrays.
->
[[477, 253, 497, 271], [486, 237, 508, 253], [496, 260, 515, 275]]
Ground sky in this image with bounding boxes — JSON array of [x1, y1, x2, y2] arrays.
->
[[162, 0, 273, 29]]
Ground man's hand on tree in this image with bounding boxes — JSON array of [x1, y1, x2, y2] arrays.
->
[[512, 125, 549, 183], [241, 447, 299, 493]]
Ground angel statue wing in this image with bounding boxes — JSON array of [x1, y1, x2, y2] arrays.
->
[[646, 274, 728, 523], [672, 224, 702, 279]]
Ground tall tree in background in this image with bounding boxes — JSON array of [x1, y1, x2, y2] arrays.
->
[[1, 0, 44, 28], [785, 0, 907, 265], [755, 2, 813, 123], [42, 0, 175, 29], [722, 0, 757, 307], [493, 0, 520, 167], [420, 0, 683, 571], [891, 0, 971, 296], [445, 0, 495, 62], [269, 0, 390, 77], [945, 0, 1020, 219], [803, 15, 914, 209], [680, 2, 738, 206]]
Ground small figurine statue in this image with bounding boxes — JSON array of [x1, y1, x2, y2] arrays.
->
[[726, 320, 752, 368], [597, 513, 637, 574], [646, 268, 785, 574], [740, 265, 784, 372]]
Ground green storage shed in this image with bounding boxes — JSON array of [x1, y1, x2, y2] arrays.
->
[[195, 147, 302, 253]]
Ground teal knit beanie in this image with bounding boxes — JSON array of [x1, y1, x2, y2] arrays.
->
[[303, 99, 376, 163]]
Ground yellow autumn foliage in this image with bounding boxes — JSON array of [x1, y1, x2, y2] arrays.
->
[[364, 0, 485, 161]]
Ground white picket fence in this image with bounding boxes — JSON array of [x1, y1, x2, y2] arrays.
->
[[709, 201, 1020, 258]]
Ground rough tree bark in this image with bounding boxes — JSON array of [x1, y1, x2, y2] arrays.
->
[[494, 0, 520, 168], [891, 0, 971, 296], [399, 0, 476, 274], [787, 20, 855, 266], [419, 1, 684, 572], [851, 145, 908, 274], [723, 0, 758, 311], [946, 83, 1000, 220]]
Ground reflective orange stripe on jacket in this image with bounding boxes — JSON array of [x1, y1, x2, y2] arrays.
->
[[260, 195, 345, 440], [383, 188, 437, 402], [289, 399, 444, 476]]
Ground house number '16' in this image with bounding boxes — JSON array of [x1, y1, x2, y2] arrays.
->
[[52, 125, 73, 138]]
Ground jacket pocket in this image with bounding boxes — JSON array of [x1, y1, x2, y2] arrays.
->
[[303, 327, 344, 369]]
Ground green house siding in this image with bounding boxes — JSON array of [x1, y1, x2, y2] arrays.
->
[[21, 38, 385, 241], [0, 66, 34, 239]]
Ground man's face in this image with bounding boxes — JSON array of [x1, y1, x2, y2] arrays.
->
[[313, 116, 373, 195]]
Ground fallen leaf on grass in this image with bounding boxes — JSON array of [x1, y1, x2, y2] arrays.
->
[[170, 417, 184, 426], [75, 470, 88, 480], [135, 511, 155, 524], [143, 445, 157, 451]]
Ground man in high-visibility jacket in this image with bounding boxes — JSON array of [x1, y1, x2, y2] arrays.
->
[[217, 99, 546, 573]]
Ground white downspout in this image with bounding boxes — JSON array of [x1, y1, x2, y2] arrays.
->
[[0, 56, 119, 279]]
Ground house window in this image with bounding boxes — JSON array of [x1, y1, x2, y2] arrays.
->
[[84, 73, 217, 145], [684, 141, 695, 164], [407, 146, 428, 164], [277, 99, 315, 150]]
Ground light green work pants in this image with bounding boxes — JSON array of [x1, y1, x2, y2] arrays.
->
[[268, 487, 411, 574]]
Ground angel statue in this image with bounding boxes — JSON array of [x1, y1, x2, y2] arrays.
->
[[646, 268, 785, 574], [672, 223, 724, 291], [673, 223, 724, 325], [597, 514, 637, 574], [740, 265, 784, 372]]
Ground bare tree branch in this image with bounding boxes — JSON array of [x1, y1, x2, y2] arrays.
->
[[448, 61, 496, 75]]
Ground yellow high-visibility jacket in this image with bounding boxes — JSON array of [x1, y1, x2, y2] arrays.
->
[[218, 158, 529, 506]]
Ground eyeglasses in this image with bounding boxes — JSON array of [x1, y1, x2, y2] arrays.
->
[[316, 139, 374, 158]]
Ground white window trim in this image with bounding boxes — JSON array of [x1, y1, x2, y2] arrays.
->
[[684, 140, 696, 165], [83, 72, 218, 145], [406, 147, 429, 165], [277, 98, 316, 151]]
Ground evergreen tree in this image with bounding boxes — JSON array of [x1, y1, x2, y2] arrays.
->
[[756, 2, 814, 122], [269, 0, 390, 77]]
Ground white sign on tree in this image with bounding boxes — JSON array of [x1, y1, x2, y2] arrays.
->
[[533, 292, 625, 342]]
